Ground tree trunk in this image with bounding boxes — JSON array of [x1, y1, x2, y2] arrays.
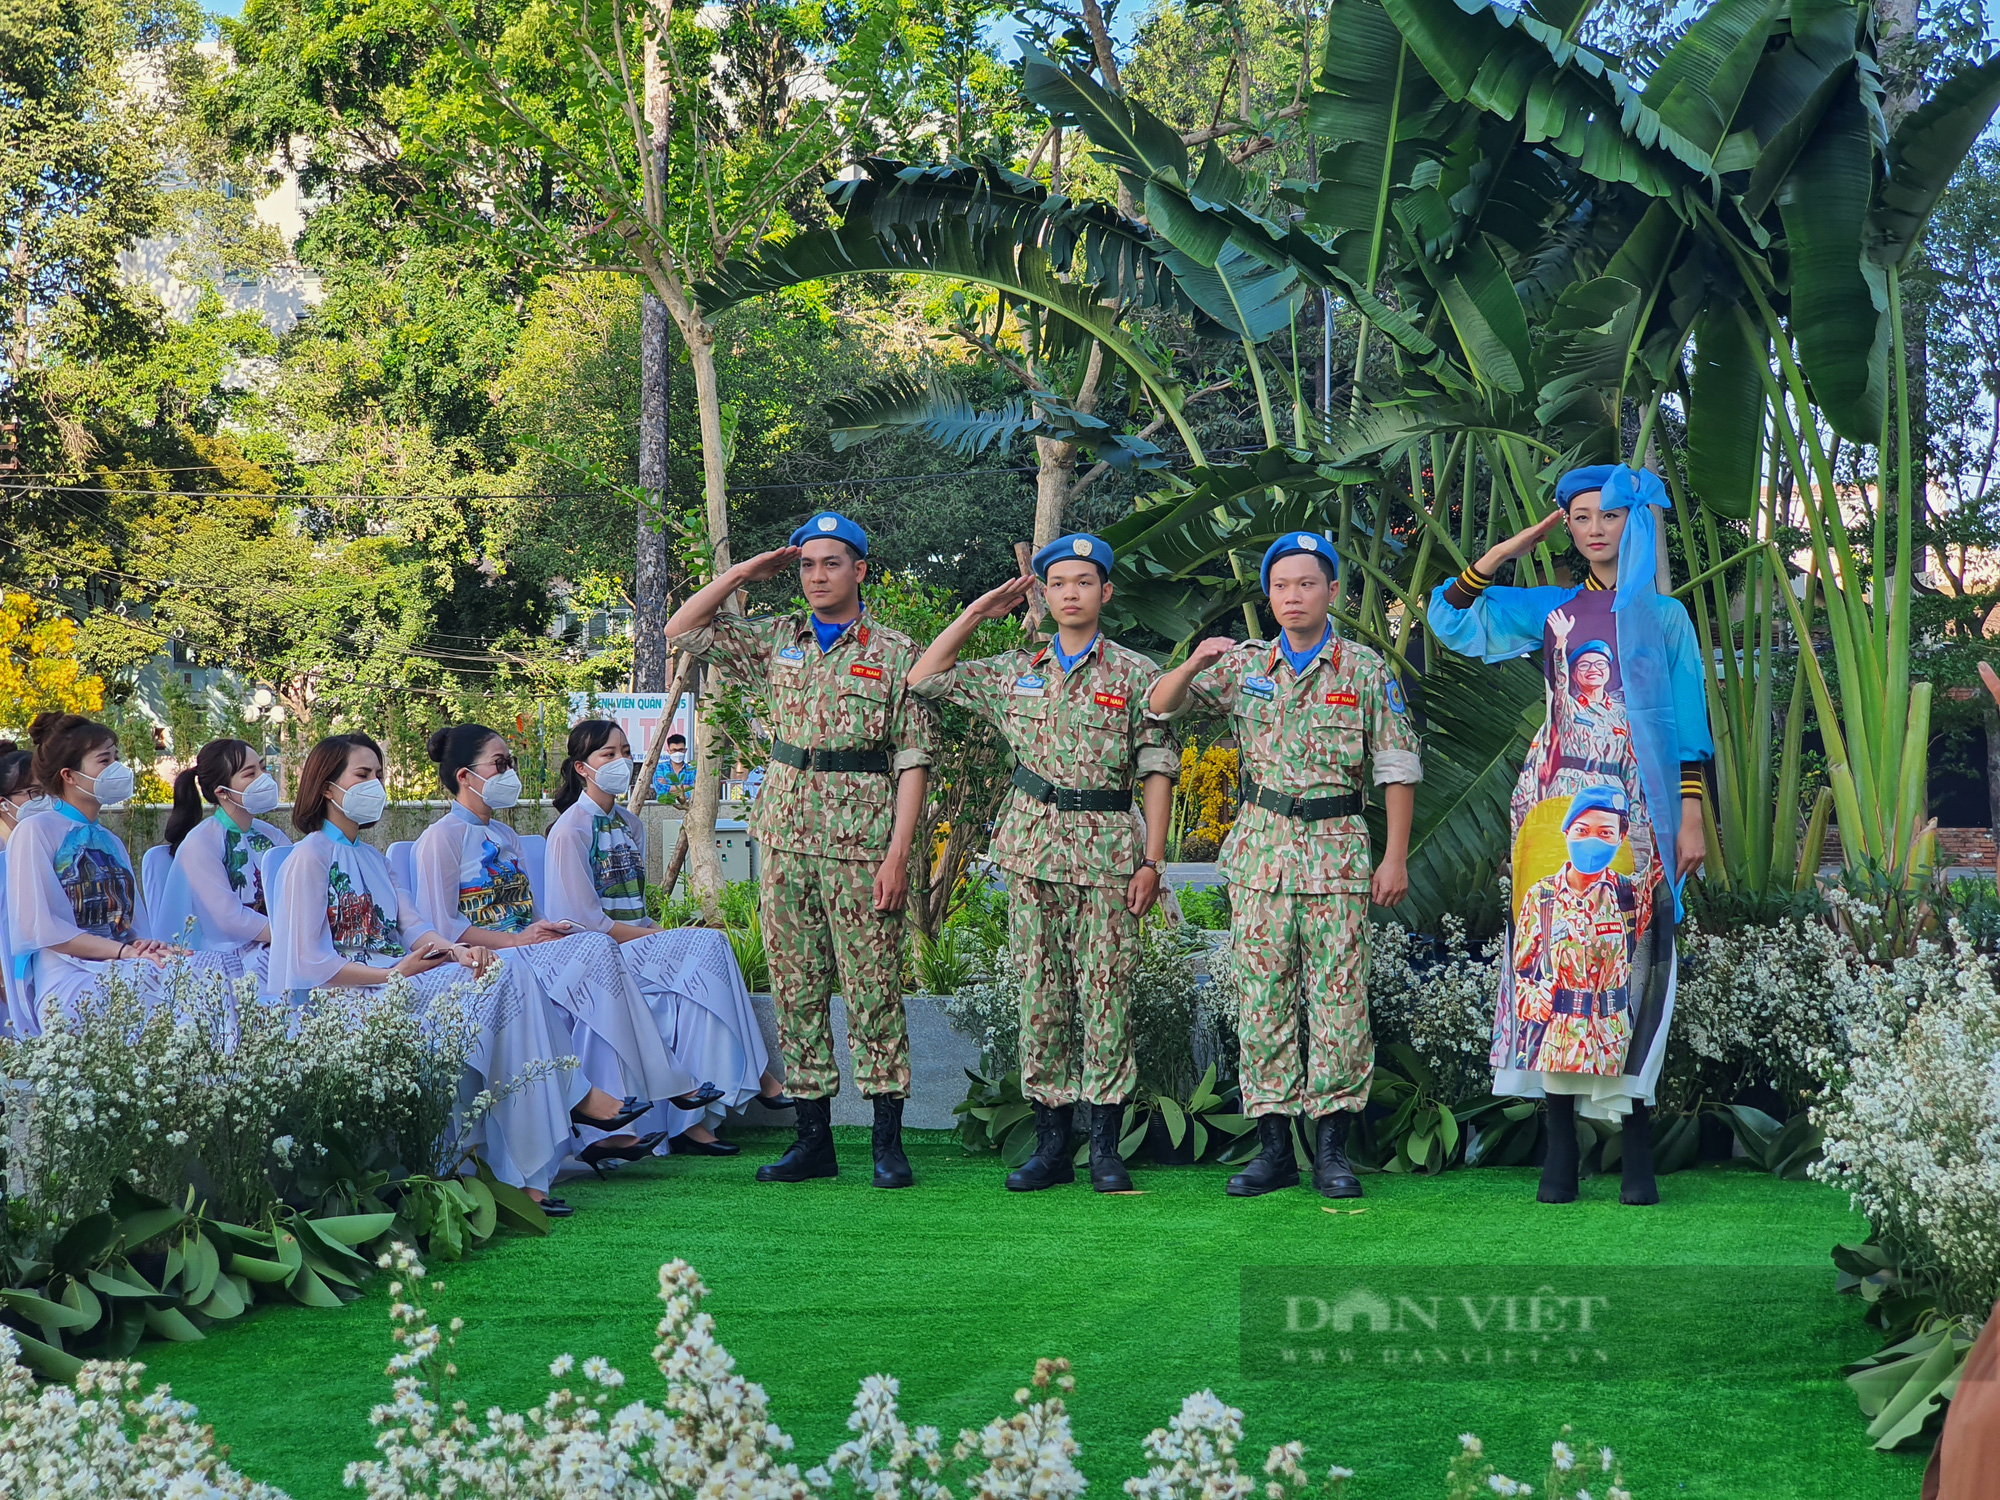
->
[[1032, 433, 1078, 547], [635, 294, 673, 691], [1875, 0, 1924, 134], [677, 321, 738, 923], [635, 12, 674, 692]]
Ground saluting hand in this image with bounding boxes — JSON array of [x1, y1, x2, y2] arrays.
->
[[737, 547, 803, 582], [1475, 509, 1565, 577], [1186, 637, 1234, 673], [966, 575, 1035, 623]]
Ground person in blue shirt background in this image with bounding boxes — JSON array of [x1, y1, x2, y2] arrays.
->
[[652, 732, 697, 801]]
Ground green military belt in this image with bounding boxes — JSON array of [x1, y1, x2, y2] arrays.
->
[[770, 738, 891, 774], [1010, 764, 1131, 812], [1241, 776, 1363, 821]]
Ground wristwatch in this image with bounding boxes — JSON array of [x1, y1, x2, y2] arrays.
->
[[1138, 858, 1161, 872]]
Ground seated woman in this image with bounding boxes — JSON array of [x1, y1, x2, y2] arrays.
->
[[411, 724, 724, 1170], [267, 732, 648, 1213], [542, 719, 786, 1154], [154, 739, 290, 985], [0, 744, 45, 850], [5, 714, 235, 1034]]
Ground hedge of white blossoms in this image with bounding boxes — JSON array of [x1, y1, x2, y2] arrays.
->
[[0, 1248, 1635, 1500]]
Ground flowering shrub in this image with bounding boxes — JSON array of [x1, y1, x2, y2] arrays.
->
[[1364, 916, 1502, 1105], [1667, 911, 1867, 1114], [1811, 922, 2000, 1316], [0, 1327, 280, 1498], [1172, 742, 1238, 861], [1445, 1428, 1631, 1500]]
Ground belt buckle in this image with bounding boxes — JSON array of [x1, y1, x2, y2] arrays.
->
[[1054, 787, 1077, 811]]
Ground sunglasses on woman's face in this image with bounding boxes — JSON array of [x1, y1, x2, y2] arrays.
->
[[482, 754, 517, 773]]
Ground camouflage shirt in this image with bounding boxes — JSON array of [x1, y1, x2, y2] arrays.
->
[[668, 610, 935, 863], [912, 635, 1179, 890], [1167, 635, 1423, 895]]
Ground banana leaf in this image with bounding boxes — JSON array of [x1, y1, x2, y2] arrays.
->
[[1867, 54, 2000, 268]]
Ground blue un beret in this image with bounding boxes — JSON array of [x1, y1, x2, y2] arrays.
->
[[1032, 533, 1113, 582], [1554, 465, 1621, 510], [1563, 784, 1630, 831], [789, 511, 868, 557], [1261, 531, 1338, 594], [1568, 638, 1613, 663]]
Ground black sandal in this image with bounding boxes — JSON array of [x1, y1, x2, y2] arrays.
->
[[536, 1197, 575, 1218], [578, 1131, 670, 1176]]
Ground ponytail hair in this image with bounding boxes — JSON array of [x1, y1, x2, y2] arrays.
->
[[163, 738, 258, 853], [554, 719, 617, 813], [426, 723, 503, 798]]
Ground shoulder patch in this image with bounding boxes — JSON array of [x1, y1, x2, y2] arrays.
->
[[1385, 678, 1408, 715]]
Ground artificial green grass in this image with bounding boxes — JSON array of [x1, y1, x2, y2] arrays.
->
[[141, 1130, 1924, 1499]]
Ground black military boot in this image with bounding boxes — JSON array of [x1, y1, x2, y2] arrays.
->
[[1620, 1099, 1659, 1205], [1313, 1113, 1363, 1199], [871, 1094, 913, 1189], [1227, 1113, 1301, 1196], [1006, 1103, 1075, 1191], [1087, 1102, 1134, 1192], [755, 1096, 837, 1182], [1538, 1092, 1579, 1203]]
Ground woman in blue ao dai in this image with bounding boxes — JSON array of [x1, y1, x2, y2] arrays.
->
[[541, 719, 783, 1152], [1429, 466, 1713, 1206], [155, 739, 291, 988], [5, 715, 237, 1035], [411, 724, 720, 1168]]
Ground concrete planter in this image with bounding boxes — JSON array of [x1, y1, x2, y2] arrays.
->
[[733, 992, 980, 1131]]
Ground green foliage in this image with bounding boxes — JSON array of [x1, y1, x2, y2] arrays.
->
[[1175, 885, 1231, 930]]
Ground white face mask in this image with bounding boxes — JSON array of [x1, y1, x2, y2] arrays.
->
[[474, 767, 522, 810], [83, 761, 136, 807], [333, 777, 389, 827], [591, 757, 633, 797], [233, 772, 281, 816], [667, 751, 686, 766], [20, 794, 52, 819]]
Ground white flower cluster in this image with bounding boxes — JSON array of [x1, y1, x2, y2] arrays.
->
[[1810, 922, 2000, 1315], [1365, 918, 1502, 1102], [1671, 913, 1868, 1108], [0, 967, 495, 1228], [1445, 1427, 1630, 1500], [0, 1325, 282, 1499], [1125, 1391, 1354, 1500]]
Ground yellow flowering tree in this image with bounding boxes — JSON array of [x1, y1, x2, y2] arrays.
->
[[1173, 741, 1238, 861], [0, 594, 105, 734]]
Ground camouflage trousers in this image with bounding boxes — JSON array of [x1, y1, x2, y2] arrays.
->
[[1009, 876, 1141, 1106], [1233, 885, 1373, 1117], [761, 847, 910, 1099]]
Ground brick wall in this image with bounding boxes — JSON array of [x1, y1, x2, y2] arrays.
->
[[1820, 825, 1997, 868]]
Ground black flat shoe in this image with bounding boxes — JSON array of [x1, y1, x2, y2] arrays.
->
[[536, 1197, 575, 1218], [758, 1092, 798, 1110], [668, 1082, 726, 1111], [578, 1131, 670, 1175], [669, 1134, 741, 1156], [571, 1099, 651, 1133]]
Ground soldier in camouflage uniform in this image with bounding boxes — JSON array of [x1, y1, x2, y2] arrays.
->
[[908, 534, 1178, 1193], [1151, 533, 1422, 1198], [665, 512, 934, 1188]]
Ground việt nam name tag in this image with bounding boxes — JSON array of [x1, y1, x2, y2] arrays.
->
[[1014, 673, 1047, 696], [1093, 691, 1127, 709], [849, 663, 884, 680], [1324, 690, 1359, 707]]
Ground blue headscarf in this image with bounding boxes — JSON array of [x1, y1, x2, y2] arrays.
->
[[1587, 464, 1686, 918]]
